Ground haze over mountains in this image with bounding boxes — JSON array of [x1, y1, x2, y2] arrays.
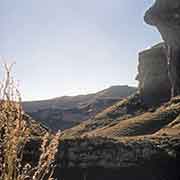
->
[[23, 85, 136, 131]]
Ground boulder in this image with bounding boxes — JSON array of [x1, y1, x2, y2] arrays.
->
[[136, 43, 171, 106]]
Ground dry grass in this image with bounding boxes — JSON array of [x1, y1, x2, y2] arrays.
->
[[0, 63, 61, 180], [61, 93, 147, 139], [0, 63, 29, 180], [82, 96, 180, 137], [62, 92, 180, 139]]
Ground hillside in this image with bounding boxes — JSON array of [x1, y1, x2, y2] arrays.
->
[[61, 94, 180, 138], [22, 86, 136, 131]]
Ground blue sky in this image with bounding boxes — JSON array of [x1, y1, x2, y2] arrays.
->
[[0, 0, 161, 101]]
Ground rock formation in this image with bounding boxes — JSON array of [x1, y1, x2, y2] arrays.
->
[[144, 0, 180, 97], [136, 43, 171, 106]]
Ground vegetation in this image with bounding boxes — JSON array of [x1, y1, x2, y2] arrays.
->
[[0, 64, 60, 180]]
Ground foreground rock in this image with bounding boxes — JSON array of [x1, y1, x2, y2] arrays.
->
[[53, 136, 180, 180]]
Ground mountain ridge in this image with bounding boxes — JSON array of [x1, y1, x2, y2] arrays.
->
[[23, 85, 136, 131]]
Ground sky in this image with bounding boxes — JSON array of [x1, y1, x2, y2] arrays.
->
[[0, 0, 161, 101]]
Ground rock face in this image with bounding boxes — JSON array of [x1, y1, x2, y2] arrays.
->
[[53, 136, 180, 180], [136, 43, 171, 106], [144, 0, 180, 97]]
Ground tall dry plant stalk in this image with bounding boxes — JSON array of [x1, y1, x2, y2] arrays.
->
[[0, 63, 61, 180], [0, 63, 30, 180], [32, 131, 60, 180]]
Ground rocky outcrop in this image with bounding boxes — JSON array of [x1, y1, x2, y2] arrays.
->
[[57, 136, 180, 168], [144, 0, 180, 97], [53, 136, 180, 180], [136, 43, 171, 106]]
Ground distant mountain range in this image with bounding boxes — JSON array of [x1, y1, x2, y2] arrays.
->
[[23, 85, 136, 131]]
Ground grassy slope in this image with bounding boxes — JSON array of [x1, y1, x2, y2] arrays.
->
[[61, 95, 180, 139]]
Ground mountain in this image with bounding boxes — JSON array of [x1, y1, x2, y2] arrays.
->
[[22, 85, 136, 131]]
